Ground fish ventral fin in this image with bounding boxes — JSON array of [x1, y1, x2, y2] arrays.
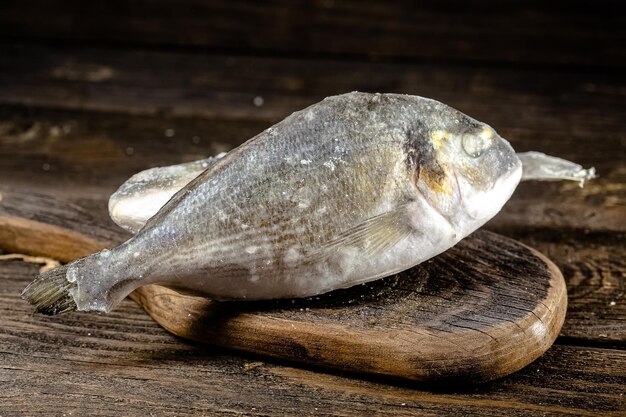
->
[[21, 264, 77, 315], [307, 204, 413, 263]]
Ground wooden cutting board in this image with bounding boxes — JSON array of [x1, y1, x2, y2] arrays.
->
[[0, 189, 567, 383]]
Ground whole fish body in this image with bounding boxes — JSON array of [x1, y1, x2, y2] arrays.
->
[[23, 92, 522, 315]]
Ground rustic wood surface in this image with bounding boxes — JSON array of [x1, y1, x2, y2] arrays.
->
[[0, 1, 624, 415], [2, 261, 624, 416], [0, 1, 624, 68], [0, 189, 568, 383]]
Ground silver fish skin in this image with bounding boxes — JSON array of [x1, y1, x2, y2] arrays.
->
[[23, 92, 522, 314]]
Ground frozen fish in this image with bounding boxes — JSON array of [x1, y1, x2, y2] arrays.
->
[[24, 92, 541, 314]]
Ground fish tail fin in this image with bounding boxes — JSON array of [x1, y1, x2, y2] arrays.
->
[[22, 264, 77, 315]]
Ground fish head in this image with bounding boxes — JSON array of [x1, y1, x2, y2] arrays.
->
[[411, 110, 522, 232], [450, 122, 522, 224]]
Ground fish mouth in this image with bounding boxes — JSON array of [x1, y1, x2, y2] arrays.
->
[[463, 161, 523, 221]]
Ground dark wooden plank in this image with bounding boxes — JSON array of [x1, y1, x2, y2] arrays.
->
[[0, 0, 624, 68], [2, 43, 626, 126], [0, 105, 262, 201], [489, 227, 626, 348], [0, 189, 128, 262], [489, 181, 626, 234], [1, 259, 624, 416]]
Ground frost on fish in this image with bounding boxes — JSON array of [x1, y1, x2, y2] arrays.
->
[[518, 151, 596, 187], [25, 92, 532, 314]]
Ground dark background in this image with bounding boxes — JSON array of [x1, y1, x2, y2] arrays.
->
[[0, 1, 624, 415], [1, 0, 624, 67]]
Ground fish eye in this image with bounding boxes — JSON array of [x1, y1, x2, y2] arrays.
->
[[462, 127, 493, 158]]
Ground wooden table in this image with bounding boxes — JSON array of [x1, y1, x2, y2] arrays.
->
[[0, 2, 624, 415]]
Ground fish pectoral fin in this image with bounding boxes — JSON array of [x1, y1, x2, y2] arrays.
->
[[308, 204, 413, 263]]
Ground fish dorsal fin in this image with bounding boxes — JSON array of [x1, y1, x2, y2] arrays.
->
[[306, 204, 413, 263]]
